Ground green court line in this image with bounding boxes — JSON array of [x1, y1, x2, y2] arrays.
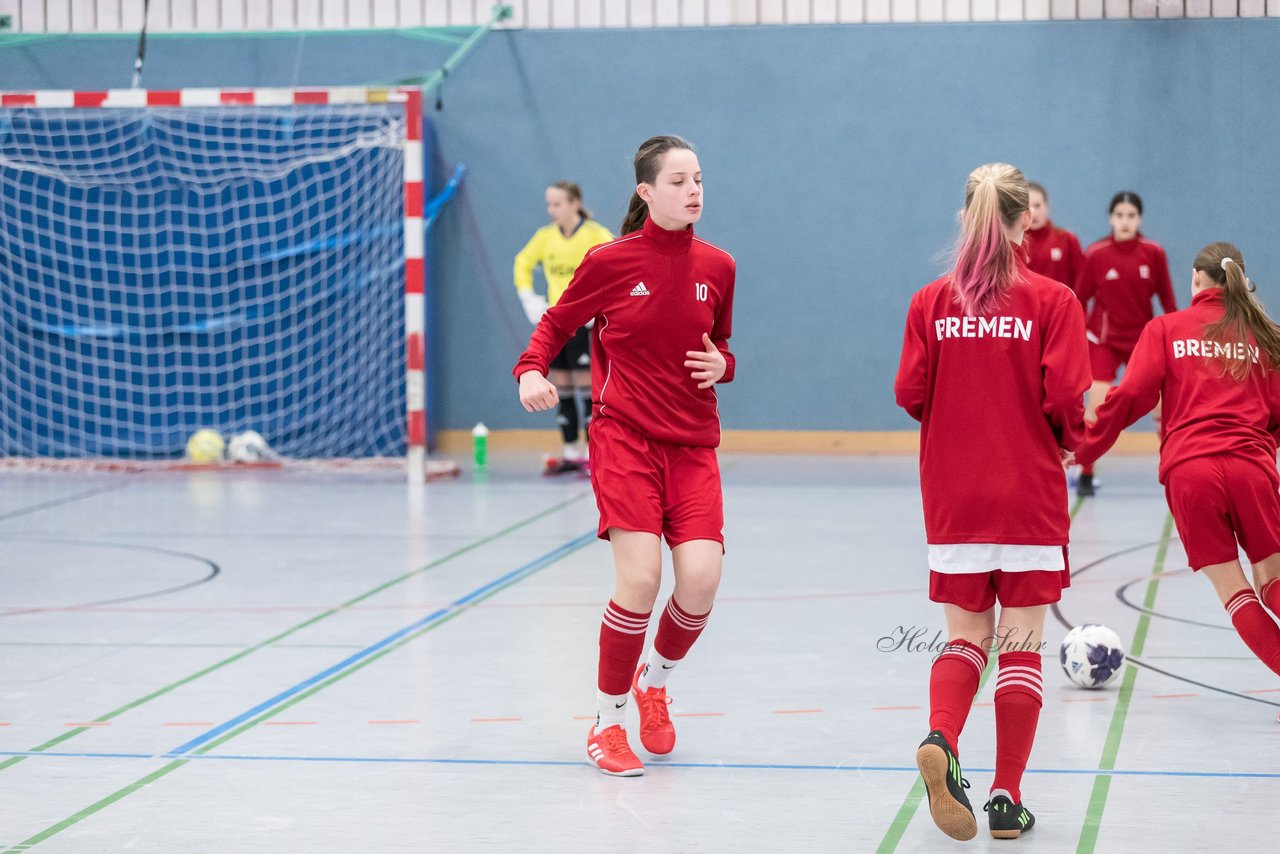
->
[[0, 492, 588, 775], [874, 493, 1087, 852], [1076, 512, 1173, 853], [2, 530, 595, 853]]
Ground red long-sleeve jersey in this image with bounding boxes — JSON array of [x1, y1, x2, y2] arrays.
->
[[895, 259, 1091, 545], [1075, 234, 1176, 351], [1075, 289, 1280, 483], [513, 215, 735, 448], [1023, 220, 1085, 289]]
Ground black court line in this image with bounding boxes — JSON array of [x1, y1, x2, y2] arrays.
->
[[0, 537, 220, 617], [1115, 572, 1233, 631], [0, 481, 132, 525]]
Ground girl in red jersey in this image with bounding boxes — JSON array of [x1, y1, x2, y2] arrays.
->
[[895, 163, 1090, 841], [1023, 182, 1084, 288], [1073, 242, 1280, 696], [514, 135, 735, 777], [1074, 191, 1177, 496]]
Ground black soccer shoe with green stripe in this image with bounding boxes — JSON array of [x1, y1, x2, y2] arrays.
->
[[985, 794, 1036, 839], [915, 730, 977, 841]]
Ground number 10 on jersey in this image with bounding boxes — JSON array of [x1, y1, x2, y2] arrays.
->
[[695, 283, 709, 302]]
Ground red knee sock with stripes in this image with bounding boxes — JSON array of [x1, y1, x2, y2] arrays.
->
[[1225, 589, 1280, 678], [992, 652, 1043, 804], [928, 639, 988, 756], [637, 597, 711, 692], [597, 600, 651, 726], [1262, 579, 1280, 619]]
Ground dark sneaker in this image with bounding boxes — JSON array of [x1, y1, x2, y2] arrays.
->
[[542, 457, 583, 476], [986, 794, 1035, 839], [916, 730, 977, 841], [1077, 473, 1095, 497]]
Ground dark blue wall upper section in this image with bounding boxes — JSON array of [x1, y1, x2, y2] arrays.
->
[[4, 22, 1277, 433]]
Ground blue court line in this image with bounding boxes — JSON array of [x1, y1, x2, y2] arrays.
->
[[165, 531, 597, 757], [2, 750, 1277, 780]]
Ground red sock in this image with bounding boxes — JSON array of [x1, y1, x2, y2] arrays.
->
[[1081, 462, 1095, 476], [992, 652, 1043, 804], [928, 639, 987, 756], [653, 597, 711, 661], [1262, 579, 1280, 618], [1225, 590, 1280, 678], [598, 600, 650, 695]]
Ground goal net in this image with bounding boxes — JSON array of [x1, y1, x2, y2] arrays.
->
[[0, 88, 429, 480]]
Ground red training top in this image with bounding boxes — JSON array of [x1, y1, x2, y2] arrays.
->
[[1023, 220, 1085, 289], [1075, 288, 1280, 483], [895, 256, 1091, 545], [1075, 233, 1176, 352], [513, 215, 736, 448]]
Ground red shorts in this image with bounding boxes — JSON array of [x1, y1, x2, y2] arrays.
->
[[930, 564, 1070, 612], [1164, 455, 1280, 570], [1089, 341, 1134, 383], [588, 417, 724, 548]]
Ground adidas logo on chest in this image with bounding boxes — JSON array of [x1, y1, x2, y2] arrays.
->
[[1105, 268, 1120, 281], [630, 282, 651, 297]]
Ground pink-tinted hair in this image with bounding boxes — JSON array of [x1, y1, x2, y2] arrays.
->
[[950, 163, 1029, 316]]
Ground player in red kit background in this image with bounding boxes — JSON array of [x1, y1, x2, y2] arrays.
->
[[1074, 191, 1176, 496], [515, 135, 735, 777], [1072, 242, 1280, 706], [1022, 182, 1084, 288], [895, 163, 1090, 841]]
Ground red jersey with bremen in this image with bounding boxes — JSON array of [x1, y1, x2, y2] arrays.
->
[[1023, 221, 1084, 289], [1075, 289, 1280, 484], [895, 257, 1090, 545], [1075, 234, 1176, 351], [513, 215, 735, 448]]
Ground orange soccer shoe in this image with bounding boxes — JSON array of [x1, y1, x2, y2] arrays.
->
[[586, 725, 644, 777], [632, 664, 676, 755]]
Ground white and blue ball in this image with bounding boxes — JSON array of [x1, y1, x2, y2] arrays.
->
[[1060, 624, 1126, 689]]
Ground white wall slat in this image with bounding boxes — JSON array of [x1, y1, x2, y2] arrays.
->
[[891, 0, 917, 20], [865, 0, 891, 20], [997, 0, 1022, 19], [6, 0, 1276, 33]]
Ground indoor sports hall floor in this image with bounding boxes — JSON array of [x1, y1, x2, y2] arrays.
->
[[2, 454, 1276, 852]]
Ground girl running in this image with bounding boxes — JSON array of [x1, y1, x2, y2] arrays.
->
[[1074, 191, 1176, 496], [1073, 242, 1280, 694], [513, 181, 614, 473], [1023, 182, 1084, 288], [514, 135, 736, 777], [895, 163, 1090, 840]]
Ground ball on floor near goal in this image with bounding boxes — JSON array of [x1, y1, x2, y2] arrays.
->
[[185, 429, 226, 464], [1060, 624, 1126, 689], [227, 430, 276, 463]]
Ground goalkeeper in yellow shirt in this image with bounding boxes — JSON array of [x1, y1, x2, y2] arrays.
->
[[514, 181, 614, 473]]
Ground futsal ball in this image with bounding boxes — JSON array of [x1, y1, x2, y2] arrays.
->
[[1060, 624, 1126, 689], [227, 430, 277, 463], [185, 429, 226, 463]]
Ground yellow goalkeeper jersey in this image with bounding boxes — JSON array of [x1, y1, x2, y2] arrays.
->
[[513, 218, 614, 307]]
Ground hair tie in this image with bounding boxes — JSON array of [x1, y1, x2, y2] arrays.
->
[[1222, 258, 1236, 270]]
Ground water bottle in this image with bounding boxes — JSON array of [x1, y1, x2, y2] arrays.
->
[[472, 422, 489, 468]]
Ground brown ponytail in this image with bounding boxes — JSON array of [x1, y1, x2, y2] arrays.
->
[[1196, 241, 1280, 380], [619, 135, 694, 235]]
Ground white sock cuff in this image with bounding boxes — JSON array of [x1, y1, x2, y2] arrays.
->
[[596, 691, 628, 729]]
